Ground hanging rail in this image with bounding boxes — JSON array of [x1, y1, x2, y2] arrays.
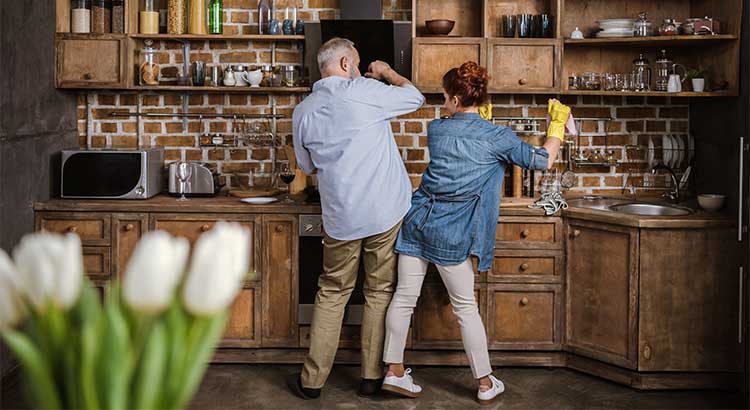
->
[[109, 112, 286, 119]]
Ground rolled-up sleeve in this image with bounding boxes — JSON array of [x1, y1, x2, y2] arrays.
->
[[357, 78, 425, 120], [496, 128, 549, 171], [292, 110, 315, 174]]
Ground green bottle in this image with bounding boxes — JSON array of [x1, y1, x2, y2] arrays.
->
[[208, 0, 223, 34]]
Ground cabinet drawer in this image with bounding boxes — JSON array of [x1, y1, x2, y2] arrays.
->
[[221, 285, 261, 348], [489, 250, 562, 283], [413, 38, 485, 93], [55, 34, 127, 88], [36, 212, 111, 246], [487, 284, 562, 350], [82, 246, 111, 279], [495, 217, 562, 250], [412, 282, 485, 349], [486, 39, 558, 92]]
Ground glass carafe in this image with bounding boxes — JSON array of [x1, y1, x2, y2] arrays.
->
[[632, 54, 652, 91], [139, 39, 160, 85], [654, 50, 673, 92]]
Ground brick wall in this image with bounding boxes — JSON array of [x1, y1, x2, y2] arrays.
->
[[76, 0, 689, 195]]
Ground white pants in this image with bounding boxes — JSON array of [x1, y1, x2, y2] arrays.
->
[[383, 254, 492, 379]]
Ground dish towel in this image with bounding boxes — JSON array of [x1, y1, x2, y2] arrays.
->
[[528, 191, 569, 216]]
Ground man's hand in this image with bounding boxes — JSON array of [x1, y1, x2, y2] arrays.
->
[[365, 60, 392, 80]]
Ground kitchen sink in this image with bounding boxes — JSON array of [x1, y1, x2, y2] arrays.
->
[[608, 203, 693, 217]]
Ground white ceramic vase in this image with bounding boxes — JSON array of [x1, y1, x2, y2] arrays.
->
[[692, 78, 705, 93]]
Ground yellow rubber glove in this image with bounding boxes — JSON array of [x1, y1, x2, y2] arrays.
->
[[479, 104, 493, 121], [547, 99, 571, 142]]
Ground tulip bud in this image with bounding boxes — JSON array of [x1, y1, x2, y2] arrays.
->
[[123, 231, 189, 314], [182, 222, 250, 316], [0, 249, 26, 329], [13, 233, 83, 311]]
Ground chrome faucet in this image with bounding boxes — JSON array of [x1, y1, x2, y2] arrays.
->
[[651, 164, 679, 203]]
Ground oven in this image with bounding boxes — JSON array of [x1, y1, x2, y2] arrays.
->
[[297, 214, 365, 325]]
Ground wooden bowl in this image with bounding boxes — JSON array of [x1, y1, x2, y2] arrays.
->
[[426, 19, 455, 36]]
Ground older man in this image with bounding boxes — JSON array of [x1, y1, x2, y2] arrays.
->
[[286, 37, 425, 399]]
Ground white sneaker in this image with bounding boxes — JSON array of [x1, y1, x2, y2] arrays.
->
[[477, 375, 505, 404], [381, 368, 422, 398]]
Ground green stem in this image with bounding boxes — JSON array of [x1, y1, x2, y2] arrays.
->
[[2, 330, 62, 410]]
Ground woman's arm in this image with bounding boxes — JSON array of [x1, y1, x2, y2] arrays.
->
[[542, 138, 562, 169]]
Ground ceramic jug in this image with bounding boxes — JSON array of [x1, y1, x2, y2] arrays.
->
[[242, 69, 263, 87], [667, 64, 687, 93]]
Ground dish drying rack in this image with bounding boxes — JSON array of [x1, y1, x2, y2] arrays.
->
[[620, 135, 695, 193]]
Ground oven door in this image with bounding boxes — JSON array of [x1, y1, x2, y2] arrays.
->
[[298, 215, 365, 325]]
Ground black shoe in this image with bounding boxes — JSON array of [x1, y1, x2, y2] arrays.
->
[[358, 378, 384, 397], [286, 373, 321, 400]]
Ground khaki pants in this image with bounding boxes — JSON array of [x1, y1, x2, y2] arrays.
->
[[300, 222, 401, 389]]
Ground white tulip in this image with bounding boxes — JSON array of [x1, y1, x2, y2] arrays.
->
[[123, 231, 189, 314], [182, 222, 250, 316], [13, 233, 83, 311], [0, 249, 26, 329]]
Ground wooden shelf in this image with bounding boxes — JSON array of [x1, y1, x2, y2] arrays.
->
[[564, 34, 738, 47], [131, 86, 310, 93], [129, 34, 304, 41], [562, 90, 732, 97]]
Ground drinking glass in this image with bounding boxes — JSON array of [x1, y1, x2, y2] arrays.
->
[[518, 14, 533, 38], [176, 161, 192, 202], [279, 163, 296, 203], [501, 15, 516, 37], [539, 14, 553, 38]]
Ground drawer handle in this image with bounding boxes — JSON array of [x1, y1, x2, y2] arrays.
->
[[520, 229, 530, 239], [83, 72, 94, 80], [520, 263, 530, 272], [275, 225, 284, 233], [643, 344, 652, 360], [200, 224, 211, 232], [571, 229, 581, 238], [519, 78, 528, 85], [124, 223, 135, 232], [66, 226, 78, 233], [520, 297, 529, 306]]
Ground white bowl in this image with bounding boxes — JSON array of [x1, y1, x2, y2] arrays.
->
[[697, 194, 726, 212]]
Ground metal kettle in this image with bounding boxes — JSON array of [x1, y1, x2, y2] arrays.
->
[[632, 54, 652, 91]]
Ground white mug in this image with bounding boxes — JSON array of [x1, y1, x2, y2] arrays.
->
[[667, 74, 683, 93]]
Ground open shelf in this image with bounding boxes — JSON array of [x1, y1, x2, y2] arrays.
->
[[129, 34, 305, 41], [562, 90, 731, 97], [131, 86, 310, 93], [564, 34, 739, 47]]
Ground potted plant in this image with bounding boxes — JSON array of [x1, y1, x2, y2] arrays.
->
[[0, 222, 252, 409], [686, 68, 706, 93]]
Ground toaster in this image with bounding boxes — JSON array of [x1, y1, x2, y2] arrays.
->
[[61, 148, 164, 199], [168, 162, 221, 197]]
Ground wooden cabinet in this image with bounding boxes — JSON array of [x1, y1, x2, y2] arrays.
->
[[412, 279, 484, 349], [486, 39, 559, 93], [55, 34, 128, 89], [412, 38, 485, 93], [112, 213, 147, 278], [487, 284, 562, 350], [488, 249, 563, 283], [261, 215, 298, 347], [221, 284, 262, 348], [36, 212, 111, 246], [82, 246, 111, 279], [496, 216, 562, 250]]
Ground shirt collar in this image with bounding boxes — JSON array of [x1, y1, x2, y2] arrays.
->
[[312, 75, 349, 92], [452, 112, 482, 120]]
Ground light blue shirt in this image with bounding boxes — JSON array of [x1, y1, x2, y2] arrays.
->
[[292, 76, 426, 240]]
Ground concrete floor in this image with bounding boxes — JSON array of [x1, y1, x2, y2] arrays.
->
[[188, 365, 743, 410]]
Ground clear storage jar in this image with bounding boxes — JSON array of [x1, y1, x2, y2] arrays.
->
[[168, 0, 186, 34], [92, 0, 112, 33], [71, 0, 91, 33], [111, 0, 124, 33]]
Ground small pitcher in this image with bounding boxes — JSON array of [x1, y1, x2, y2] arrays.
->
[[667, 64, 686, 93]]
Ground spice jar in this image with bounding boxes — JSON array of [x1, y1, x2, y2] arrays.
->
[[261, 64, 273, 86], [659, 19, 678, 36], [167, 0, 186, 34], [139, 39, 160, 85], [188, 0, 207, 35], [140, 0, 159, 34], [582, 72, 601, 90], [70, 0, 91, 33], [633, 12, 652, 37], [271, 66, 283, 87], [111, 0, 124, 33], [92, 0, 112, 33], [282, 65, 298, 87]]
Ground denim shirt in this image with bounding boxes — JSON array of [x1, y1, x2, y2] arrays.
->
[[395, 112, 549, 271]]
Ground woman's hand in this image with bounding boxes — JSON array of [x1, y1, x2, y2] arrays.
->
[[542, 99, 572, 169]]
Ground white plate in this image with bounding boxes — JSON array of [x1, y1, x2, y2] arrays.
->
[[241, 197, 278, 205], [597, 19, 635, 29], [675, 135, 685, 168], [662, 135, 672, 167], [599, 27, 635, 33], [596, 32, 634, 38], [647, 137, 655, 169]]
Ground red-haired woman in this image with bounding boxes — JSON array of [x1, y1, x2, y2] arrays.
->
[[380, 62, 569, 403]]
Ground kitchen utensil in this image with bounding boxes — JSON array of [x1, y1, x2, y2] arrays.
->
[[518, 14, 533, 38], [207, 64, 222, 86], [425, 19, 455, 35], [662, 135, 673, 166], [223, 65, 236, 86], [667, 71, 685, 93], [697, 194, 726, 211], [647, 137, 655, 169], [242, 68, 263, 87], [634, 12, 652, 36], [234, 65, 248, 86], [561, 142, 576, 188], [655, 50, 673, 92], [501, 15, 516, 37], [192, 61, 206, 86], [570, 27, 584, 39], [176, 162, 193, 202], [278, 163, 296, 203], [241, 197, 278, 205], [679, 166, 692, 189], [632, 54, 652, 91], [168, 162, 220, 197]]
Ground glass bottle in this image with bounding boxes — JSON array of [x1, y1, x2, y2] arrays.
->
[[140, 39, 160, 85], [188, 0, 207, 35], [111, 0, 124, 33], [167, 0, 186, 34], [92, 0, 112, 33], [208, 0, 223, 34], [258, 0, 271, 34], [70, 0, 91, 34], [140, 0, 159, 34]]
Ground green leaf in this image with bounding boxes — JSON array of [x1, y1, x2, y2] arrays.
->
[[173, 314, 227, 409], [162, 301, 189, 409], [78, 286, 102, 410], [98, 300, 135, 410], [2, 330, 61, 409], [132, 321, 168, 410]]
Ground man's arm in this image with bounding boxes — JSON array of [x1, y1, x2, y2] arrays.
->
[[363, 60, 425, 119], [366, 61, 412, 87], [292, 112, 315, 175]]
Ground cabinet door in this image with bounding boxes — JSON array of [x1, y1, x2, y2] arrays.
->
[[486, 39, 559, 93], [55, 34, 128, 89], [565, 220, 639, 369], [412, 278, 485, 349], [488, 249, 563, 284], [82, 246, 111, 280], [36, 212, 111, 246], [261, 215, 298, 347], [413, 38, 485, 93], [487, 284, 562, 350], [221, 284, 261, 348], [112, 214, 147, 279], [638, 228, 743, 372]]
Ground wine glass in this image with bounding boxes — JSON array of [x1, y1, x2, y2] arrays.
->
[[279, 163, 296, 203], [176, 161, 192, 202]]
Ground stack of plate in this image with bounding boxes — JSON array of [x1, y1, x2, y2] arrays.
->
[[596, 19, 635, 38]]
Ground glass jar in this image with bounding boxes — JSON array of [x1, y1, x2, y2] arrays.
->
[[92, 0, 112, 33], [167, 0, 186, 34], [582, 72, 601, 90], [654, 49, 673, 91], [271, 66, 282, 87], [633, 12, 652, 37], [261, 64, 273, 86], [139, 39, 160, 85], [140, 0, 159, 34], [70, 0, 91, 33], [188, 0, 207, 35], [208, 0, 223, 34], [659, 18, 678, 36], [282, 65, 298, 87], [111, 0, 124, 33]]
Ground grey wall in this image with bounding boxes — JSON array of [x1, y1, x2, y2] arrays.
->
[[0, 0, 79, 380]]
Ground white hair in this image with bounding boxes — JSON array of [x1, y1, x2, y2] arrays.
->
[[317, 37, 355, 72]]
